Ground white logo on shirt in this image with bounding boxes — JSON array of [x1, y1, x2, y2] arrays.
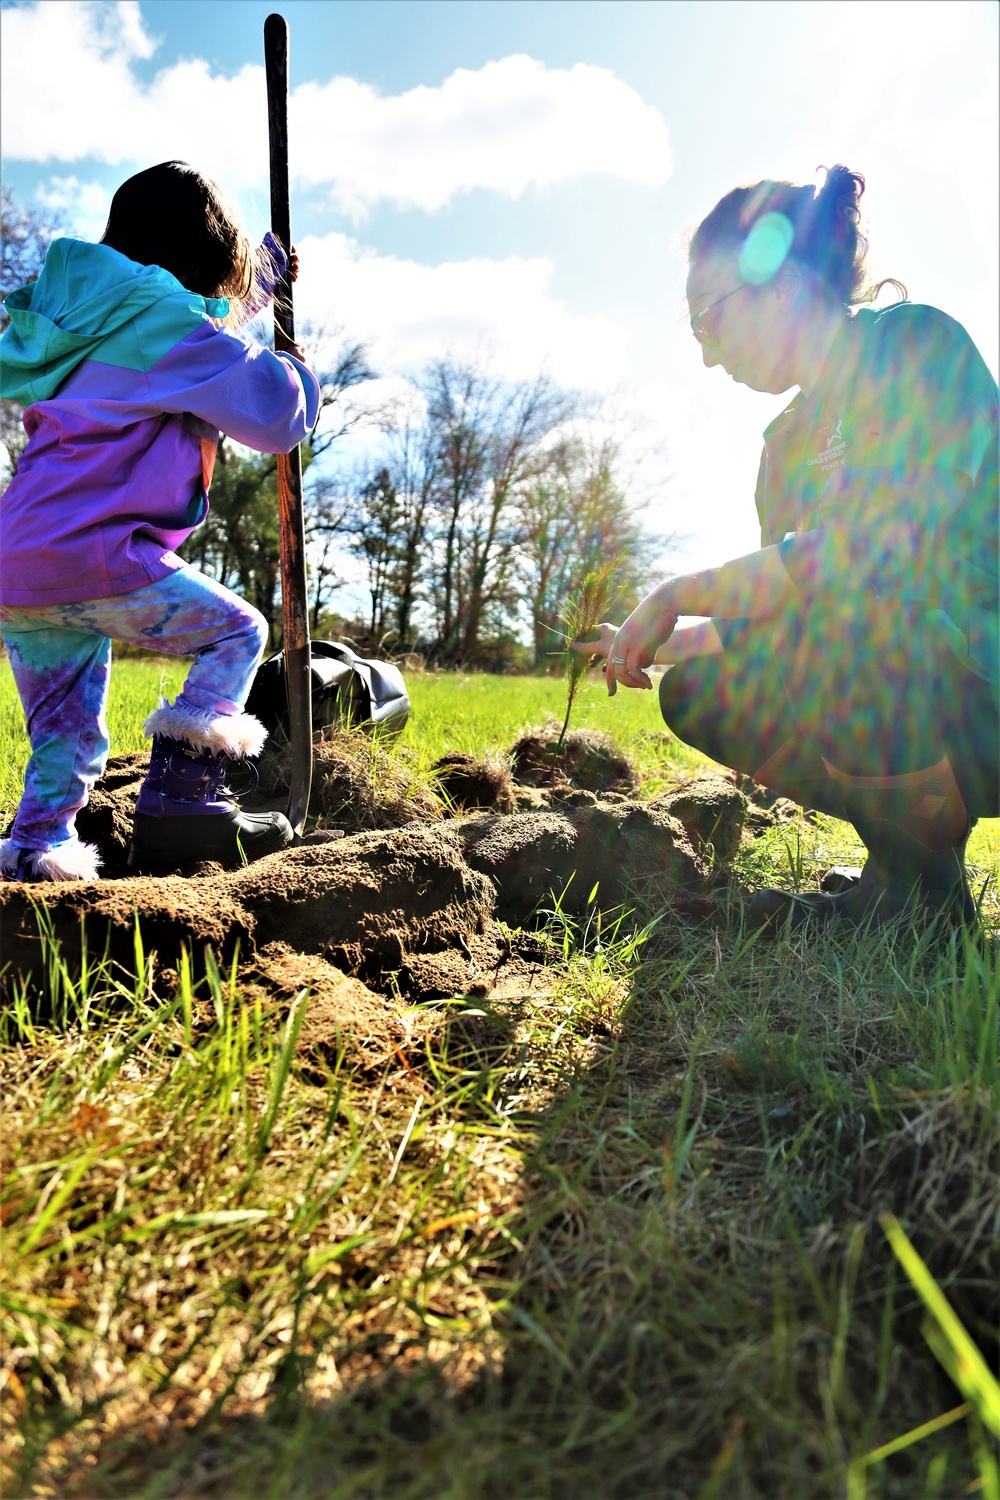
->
[[806, 416, 846, 474]]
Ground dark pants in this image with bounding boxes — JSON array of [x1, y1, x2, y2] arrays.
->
[[658, 604, 999, 820]]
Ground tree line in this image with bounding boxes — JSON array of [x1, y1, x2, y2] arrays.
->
[[1, 187, 669, 670]]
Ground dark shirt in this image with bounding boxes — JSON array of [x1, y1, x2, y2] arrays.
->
[[755, 302, 998, 690]]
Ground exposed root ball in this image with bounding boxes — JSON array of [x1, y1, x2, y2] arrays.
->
[[510, 727, 638, 795], [255, 728, 443, 832], [432, 753, 515, 813]]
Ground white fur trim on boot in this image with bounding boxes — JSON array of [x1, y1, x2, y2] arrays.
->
[[143, 699, 268, 758], [0, 837, 102, 882]]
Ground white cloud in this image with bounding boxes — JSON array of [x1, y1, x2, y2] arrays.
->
[[295, 232, 633, 390], [35, 176, 112, 240], [291, 54, 671, 214], [1, 3, 671, 214]]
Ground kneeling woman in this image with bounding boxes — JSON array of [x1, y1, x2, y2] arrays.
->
[[580, 165, 998, 927]]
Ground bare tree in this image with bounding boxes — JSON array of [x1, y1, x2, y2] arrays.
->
[[422, 361, 570, 665], [519, 431, 666, 667], [347, 467, 401, 639], [385, 421, 435, 647], [304, 475, 351, 632]]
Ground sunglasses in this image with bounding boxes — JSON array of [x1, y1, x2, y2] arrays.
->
[[690, 283, 750, 344]]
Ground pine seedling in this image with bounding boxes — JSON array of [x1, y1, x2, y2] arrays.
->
[[556, 559, 620, 748]]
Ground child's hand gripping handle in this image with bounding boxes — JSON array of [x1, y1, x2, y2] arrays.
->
[[265, 11, 312, 838]]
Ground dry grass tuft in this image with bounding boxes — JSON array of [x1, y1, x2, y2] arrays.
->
[[256, 726, 444, 832]]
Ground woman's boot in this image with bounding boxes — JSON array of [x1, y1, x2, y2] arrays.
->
[[749, 755, 976, 931], [128, 700, 293, 873]]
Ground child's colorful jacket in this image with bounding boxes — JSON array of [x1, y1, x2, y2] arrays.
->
[[0, 236, 320, 606]]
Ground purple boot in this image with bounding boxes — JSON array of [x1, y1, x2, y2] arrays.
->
[[128, 700, 293, 873]]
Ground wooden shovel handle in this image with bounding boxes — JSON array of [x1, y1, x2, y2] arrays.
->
[[265, 12, 312, 836]]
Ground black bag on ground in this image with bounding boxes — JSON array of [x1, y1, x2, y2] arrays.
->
[[245, 641, 410, 742]]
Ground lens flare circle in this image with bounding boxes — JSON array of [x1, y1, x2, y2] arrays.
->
[[739, 212, 794, 285]]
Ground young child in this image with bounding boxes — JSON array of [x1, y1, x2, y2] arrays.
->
[[0, 160, 320, 881]]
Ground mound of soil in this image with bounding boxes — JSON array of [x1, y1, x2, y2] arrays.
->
[[1, 792, 712, 1004], [431, 753, 515, 813], [245, 943, 447, 1077], [510, 727, 638, 795], [652, 775, 748, 864], [0, 826, 494, 997], [458, 800, 704, 919]]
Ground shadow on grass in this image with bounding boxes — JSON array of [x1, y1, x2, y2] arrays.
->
[[6, 896, 999, 1500]]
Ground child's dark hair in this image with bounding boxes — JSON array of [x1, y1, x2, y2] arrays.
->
[[100, 162, 274, 325], [690, 165, 906, 305]]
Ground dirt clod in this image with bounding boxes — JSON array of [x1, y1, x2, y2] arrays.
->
[[738, 775, 802, 834], [235, 826, 493, 980], [459, 799, 704, 919], [653, 775, 748, 864], [249, 943, 436, 1075]]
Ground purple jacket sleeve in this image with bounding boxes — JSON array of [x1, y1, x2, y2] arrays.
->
[[145, 321, 321, 453]]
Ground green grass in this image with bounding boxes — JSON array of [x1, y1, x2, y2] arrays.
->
[[2, 657, 998, 1498]]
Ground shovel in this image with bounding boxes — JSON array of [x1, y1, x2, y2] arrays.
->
[[264, 11, 312, 836]]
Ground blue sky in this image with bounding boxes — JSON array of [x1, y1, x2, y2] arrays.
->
[[2, 0, 997, 576]]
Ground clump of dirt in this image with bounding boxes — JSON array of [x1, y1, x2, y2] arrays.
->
[[458, 799, 704, 919], [254, 727, 443, 832], [247, 942, 445, 1077], [653, 775, 748, 865], [240, 827, 492, 979], [431, 753, 515, 813], [510, 727, 639, 796]]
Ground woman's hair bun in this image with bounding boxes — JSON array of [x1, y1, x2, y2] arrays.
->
[[690, 164, 904, 306], [817, 163, 865, 217]]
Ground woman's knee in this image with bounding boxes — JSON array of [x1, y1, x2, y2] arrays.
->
[[658, 662, 699, 738]]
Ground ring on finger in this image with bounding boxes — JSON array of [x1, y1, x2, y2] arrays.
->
[[611, 655, 626, 664]]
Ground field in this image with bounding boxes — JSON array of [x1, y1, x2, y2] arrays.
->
[[2, 656, 998, 1500]]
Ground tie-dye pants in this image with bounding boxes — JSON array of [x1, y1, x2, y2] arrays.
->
[[0, 566, 268, 852]]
